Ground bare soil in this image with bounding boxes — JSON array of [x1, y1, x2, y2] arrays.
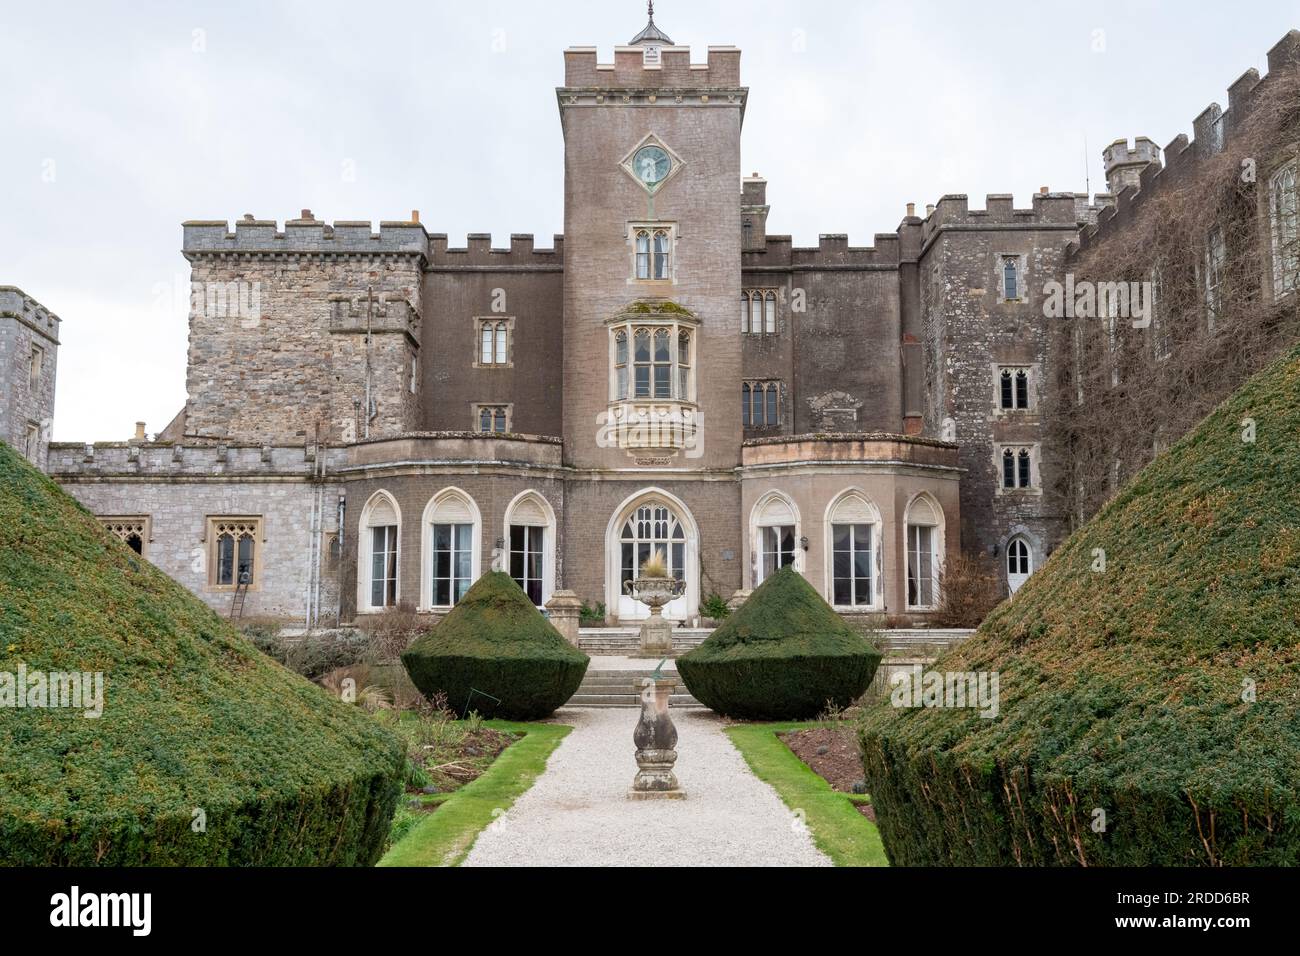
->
[[780, 726, 865, 793]]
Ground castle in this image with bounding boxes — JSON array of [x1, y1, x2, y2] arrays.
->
[[11, 12, 1299, 629]]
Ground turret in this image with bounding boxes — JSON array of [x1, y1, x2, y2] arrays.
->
[[1102, 137, 1162, 195]]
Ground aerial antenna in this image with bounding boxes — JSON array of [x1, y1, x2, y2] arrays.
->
[[1084, 134, 1091, 197]]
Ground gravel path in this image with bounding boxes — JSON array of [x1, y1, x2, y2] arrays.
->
[[462, 707, 831, 867]]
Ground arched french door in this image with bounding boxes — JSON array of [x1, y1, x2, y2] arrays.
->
[[1006, 536, 1033, 593], [605, 490, 699, 622]]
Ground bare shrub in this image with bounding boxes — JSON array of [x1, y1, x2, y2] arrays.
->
[[934, 551, 1005, 628], [358, 601, 426, 662]]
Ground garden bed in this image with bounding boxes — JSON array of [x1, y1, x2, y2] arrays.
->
[[781, 725, 875, 823], [382, 712, 520, 848]]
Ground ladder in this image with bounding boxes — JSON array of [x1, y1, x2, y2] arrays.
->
[[230, 571, 251, 620]]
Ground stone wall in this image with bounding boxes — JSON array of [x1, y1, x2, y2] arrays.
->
[[917, 193, 1078, 565], [743, 235, 905, 435], [48, 442, 345, 621], [180, 216, 426, 445], [0, 287, 60, 469], [740, 435, 961, 616], [423, 236, 565, 436]]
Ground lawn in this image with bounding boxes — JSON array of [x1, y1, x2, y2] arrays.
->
[[379, 719, 571, 867], [725, 722, 889, 867]]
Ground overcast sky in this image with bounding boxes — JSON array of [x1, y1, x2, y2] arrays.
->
[[3, 1, 1296, 441]]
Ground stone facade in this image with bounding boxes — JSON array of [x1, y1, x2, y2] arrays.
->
[[25, 18, 1296, 627], [0, 287, 60, 471], [46, 442, 345, 619]]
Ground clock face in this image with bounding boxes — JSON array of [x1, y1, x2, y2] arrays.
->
[[633, 146, 671, 187]]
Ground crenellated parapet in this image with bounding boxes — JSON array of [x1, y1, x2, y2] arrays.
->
[[47, 441, 350, 480], [1070, 29, 1300, 260], [1102, 137, 1162, 194], [427, 234, 565, 271], [560, 45, 742, 92], [0, 286, 61, 344], [182, 212, 429, 262], [327, 293, 421, 345], [744, 233, 902, 271], [919, 191, 1081, 252]]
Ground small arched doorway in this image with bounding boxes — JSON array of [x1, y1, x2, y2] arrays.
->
[[1006, 535, 1033, 594]]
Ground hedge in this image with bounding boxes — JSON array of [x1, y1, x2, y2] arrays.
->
[[401, 572, 589, 720], [858, 345, 1300, 866], [0, 441, 404, 866], [677, 566, 881, 720]]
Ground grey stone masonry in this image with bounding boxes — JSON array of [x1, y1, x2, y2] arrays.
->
[[0, 287, 60, 470], [49, 442, 348, 621], [180, 215, 427, 445], [918, 192, 1079, 566]]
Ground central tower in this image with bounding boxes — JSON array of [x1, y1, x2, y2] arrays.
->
[[557, 10, 747, 473]]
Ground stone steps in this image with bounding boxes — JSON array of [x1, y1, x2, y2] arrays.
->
[[578, 627, 710, 656], [568, 666, 704, 709]]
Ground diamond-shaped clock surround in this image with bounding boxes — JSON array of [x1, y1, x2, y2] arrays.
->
[[620, 133, 685, 196]]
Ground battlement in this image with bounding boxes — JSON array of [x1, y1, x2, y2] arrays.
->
[[560, 44, 742, 91], [919, 191, 1081, 248], [1102, 136, 1161, 171], [327, 294, 421, 343], [1102, 137, 1162, 195], [744, 233, 902, 270], [182, 212, 429, 260], [1071, 29, 1300, 260], [0, 286, 61, 343], [47, 441, 350, 480], [427, 233, 565, 269]]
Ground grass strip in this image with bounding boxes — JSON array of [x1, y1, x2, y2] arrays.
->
[[725, 722, 889, 867], [379, 720, 571, 867]]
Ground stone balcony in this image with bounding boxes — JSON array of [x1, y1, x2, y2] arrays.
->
[[742, 432, 960, 473], [599, 400, 700, 456]]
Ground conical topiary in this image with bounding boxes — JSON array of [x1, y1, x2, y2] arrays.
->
[[859, 344, 1300, 866], [677, 565, 882, 720], [0, 441, 404, 866], [401, 571, 589, 720]]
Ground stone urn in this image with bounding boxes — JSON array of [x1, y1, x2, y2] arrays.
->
[[629, 677, 685, 800], [624, 576, 686, 657]]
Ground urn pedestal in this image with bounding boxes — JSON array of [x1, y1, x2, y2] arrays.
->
[[629, 677, 685, 800], [624, 576, 686, 657]]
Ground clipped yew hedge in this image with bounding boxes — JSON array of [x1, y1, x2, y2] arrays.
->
[[677, 566, 881, 720], [0, 441, 404, 866], [859, 345, 1300, 866], [401, 572, 589, 720]]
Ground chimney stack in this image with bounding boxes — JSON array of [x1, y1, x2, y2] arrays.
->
[[411, 209, 420, 223], [133, 422, 147, 441]]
